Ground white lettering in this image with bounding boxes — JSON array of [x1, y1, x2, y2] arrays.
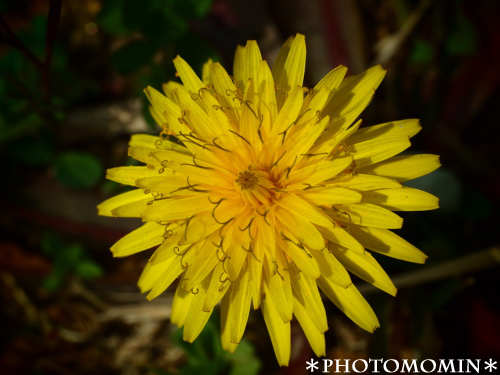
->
[[401, 359, 420, 373], [437, 359, 456, 373], [323, 359, 333, 373], [335, 359, 350, 373], [352, 359, 368, 373], [458, 359, 465, 372], [383, 359, 399, 373], [369, 359, 383, 373], [421, 359, 437, 373], [466, 359, 480, 373]]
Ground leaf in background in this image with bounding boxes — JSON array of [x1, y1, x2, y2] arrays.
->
[[171, 0, 214, 20], [97, 0, 130, 35], [41, 232, 65, 256], [122, 0, 158, 30], [110, 40, 158, 75], [177, 32, 221, 76], [4, 130, 54, 166], [446, 4, 477, 56], [410, 39, 433, 64], [142, 8, 188, 46], [54, 151, 103, 189], [76, 259, 104, 280], [228, 340, 261, 375]]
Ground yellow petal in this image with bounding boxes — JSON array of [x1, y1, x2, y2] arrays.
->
[[171, 277, 194, 327], [264, 251, 293, 322], [329, 244, 397, 296], [357, 154, 441, 182], [311, 249, 351, 288], [202, 58, 213, 86], [347, 119, 421, 145], [149, 230, 187, 265], [203, 261, 231, 312], [362, 187, 439, 211], [301, 187, 363, 206], [276, 208, 325, 251], [233, 44, 246, 91], [162, 80, 185, 101], [262, 281, 291, 366], [135, 175, 189, 196], [270, 85, 303, 138], [173, 55, 205, 95], [272, 33, 306, 111], [106, 166, 163, 186], [315, 224, 364, 253], [278, 235, 321, 279], [258, 60, 278, 124], [323, 65, 385, 119], [225, 261, 252, 343], [349, 135, 411, 168], [98, 189, 146, 217], [182, 239, 219, 291], [111, 222, 165, 257], [181, 214, 220, 245], [250, 226, 265, 309], [111, 197, 150, 218], [276, 193, 333, 231], [348, 225, 428, 263], [141, 195, 213, 222], [183, 276, 214, 342], [138, 259, 176, 293], [210, 62, 240, 128], [293, 296, 326, 357], [146, 258, 184, 300], [318, 280, 379, 332], [242, 40, 262, 86], [221, 287, 239, 354], [128, 147, 162, 167], [328, 173, 402, 191], [290, 271, 328, 333], [285, 156, 353, 188], [327, 203, 403, 229], [313, 65, 347, 94]]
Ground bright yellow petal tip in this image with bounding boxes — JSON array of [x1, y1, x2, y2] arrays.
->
[[98, 33, 440, 365]]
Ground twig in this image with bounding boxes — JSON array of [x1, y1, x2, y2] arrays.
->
[[43, 0, 63, 101], [358, 247, 500, 295], [372, 0, 434, 66], [0, 15, 44, 70]]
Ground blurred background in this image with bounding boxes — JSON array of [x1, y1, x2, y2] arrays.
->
[[0, 0, 499, 374]]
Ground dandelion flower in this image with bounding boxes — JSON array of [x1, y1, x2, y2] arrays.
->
[[98, 34, 440, 365]]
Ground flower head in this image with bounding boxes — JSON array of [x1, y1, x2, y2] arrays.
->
[[98, 34, 440, 365]]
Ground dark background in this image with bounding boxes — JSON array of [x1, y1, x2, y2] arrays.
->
[[0, 0, 499, 374]]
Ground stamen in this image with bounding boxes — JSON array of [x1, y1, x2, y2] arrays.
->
[[228, 130, 252, 146], [236, 170, 258, 190]]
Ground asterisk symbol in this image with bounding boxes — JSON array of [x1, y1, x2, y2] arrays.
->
[[306, 359, 319, 372], [484, 359, 497, 372]]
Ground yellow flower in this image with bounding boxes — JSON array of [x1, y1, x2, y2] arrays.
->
[[98, 34, 440, 365]]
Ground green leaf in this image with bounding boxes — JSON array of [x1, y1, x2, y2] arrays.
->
[[4, 131, 54, 166], [97, 0, 130, 35], [58, 244, 85, 268], [110, 40, 158, 75], [43, 274, 63, 292], [171, 0, 214, 19], [229, 340, 261, 375], [410, 39, 433, 64], [41, 232, 65, 256], [76, 260, 104, 280], [54, 152, 103, 189]]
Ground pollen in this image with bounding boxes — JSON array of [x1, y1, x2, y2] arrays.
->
[[236, 170, 259, 190]]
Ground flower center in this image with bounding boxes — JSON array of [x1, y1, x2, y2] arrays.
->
[[236, 170, 258, 190]]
